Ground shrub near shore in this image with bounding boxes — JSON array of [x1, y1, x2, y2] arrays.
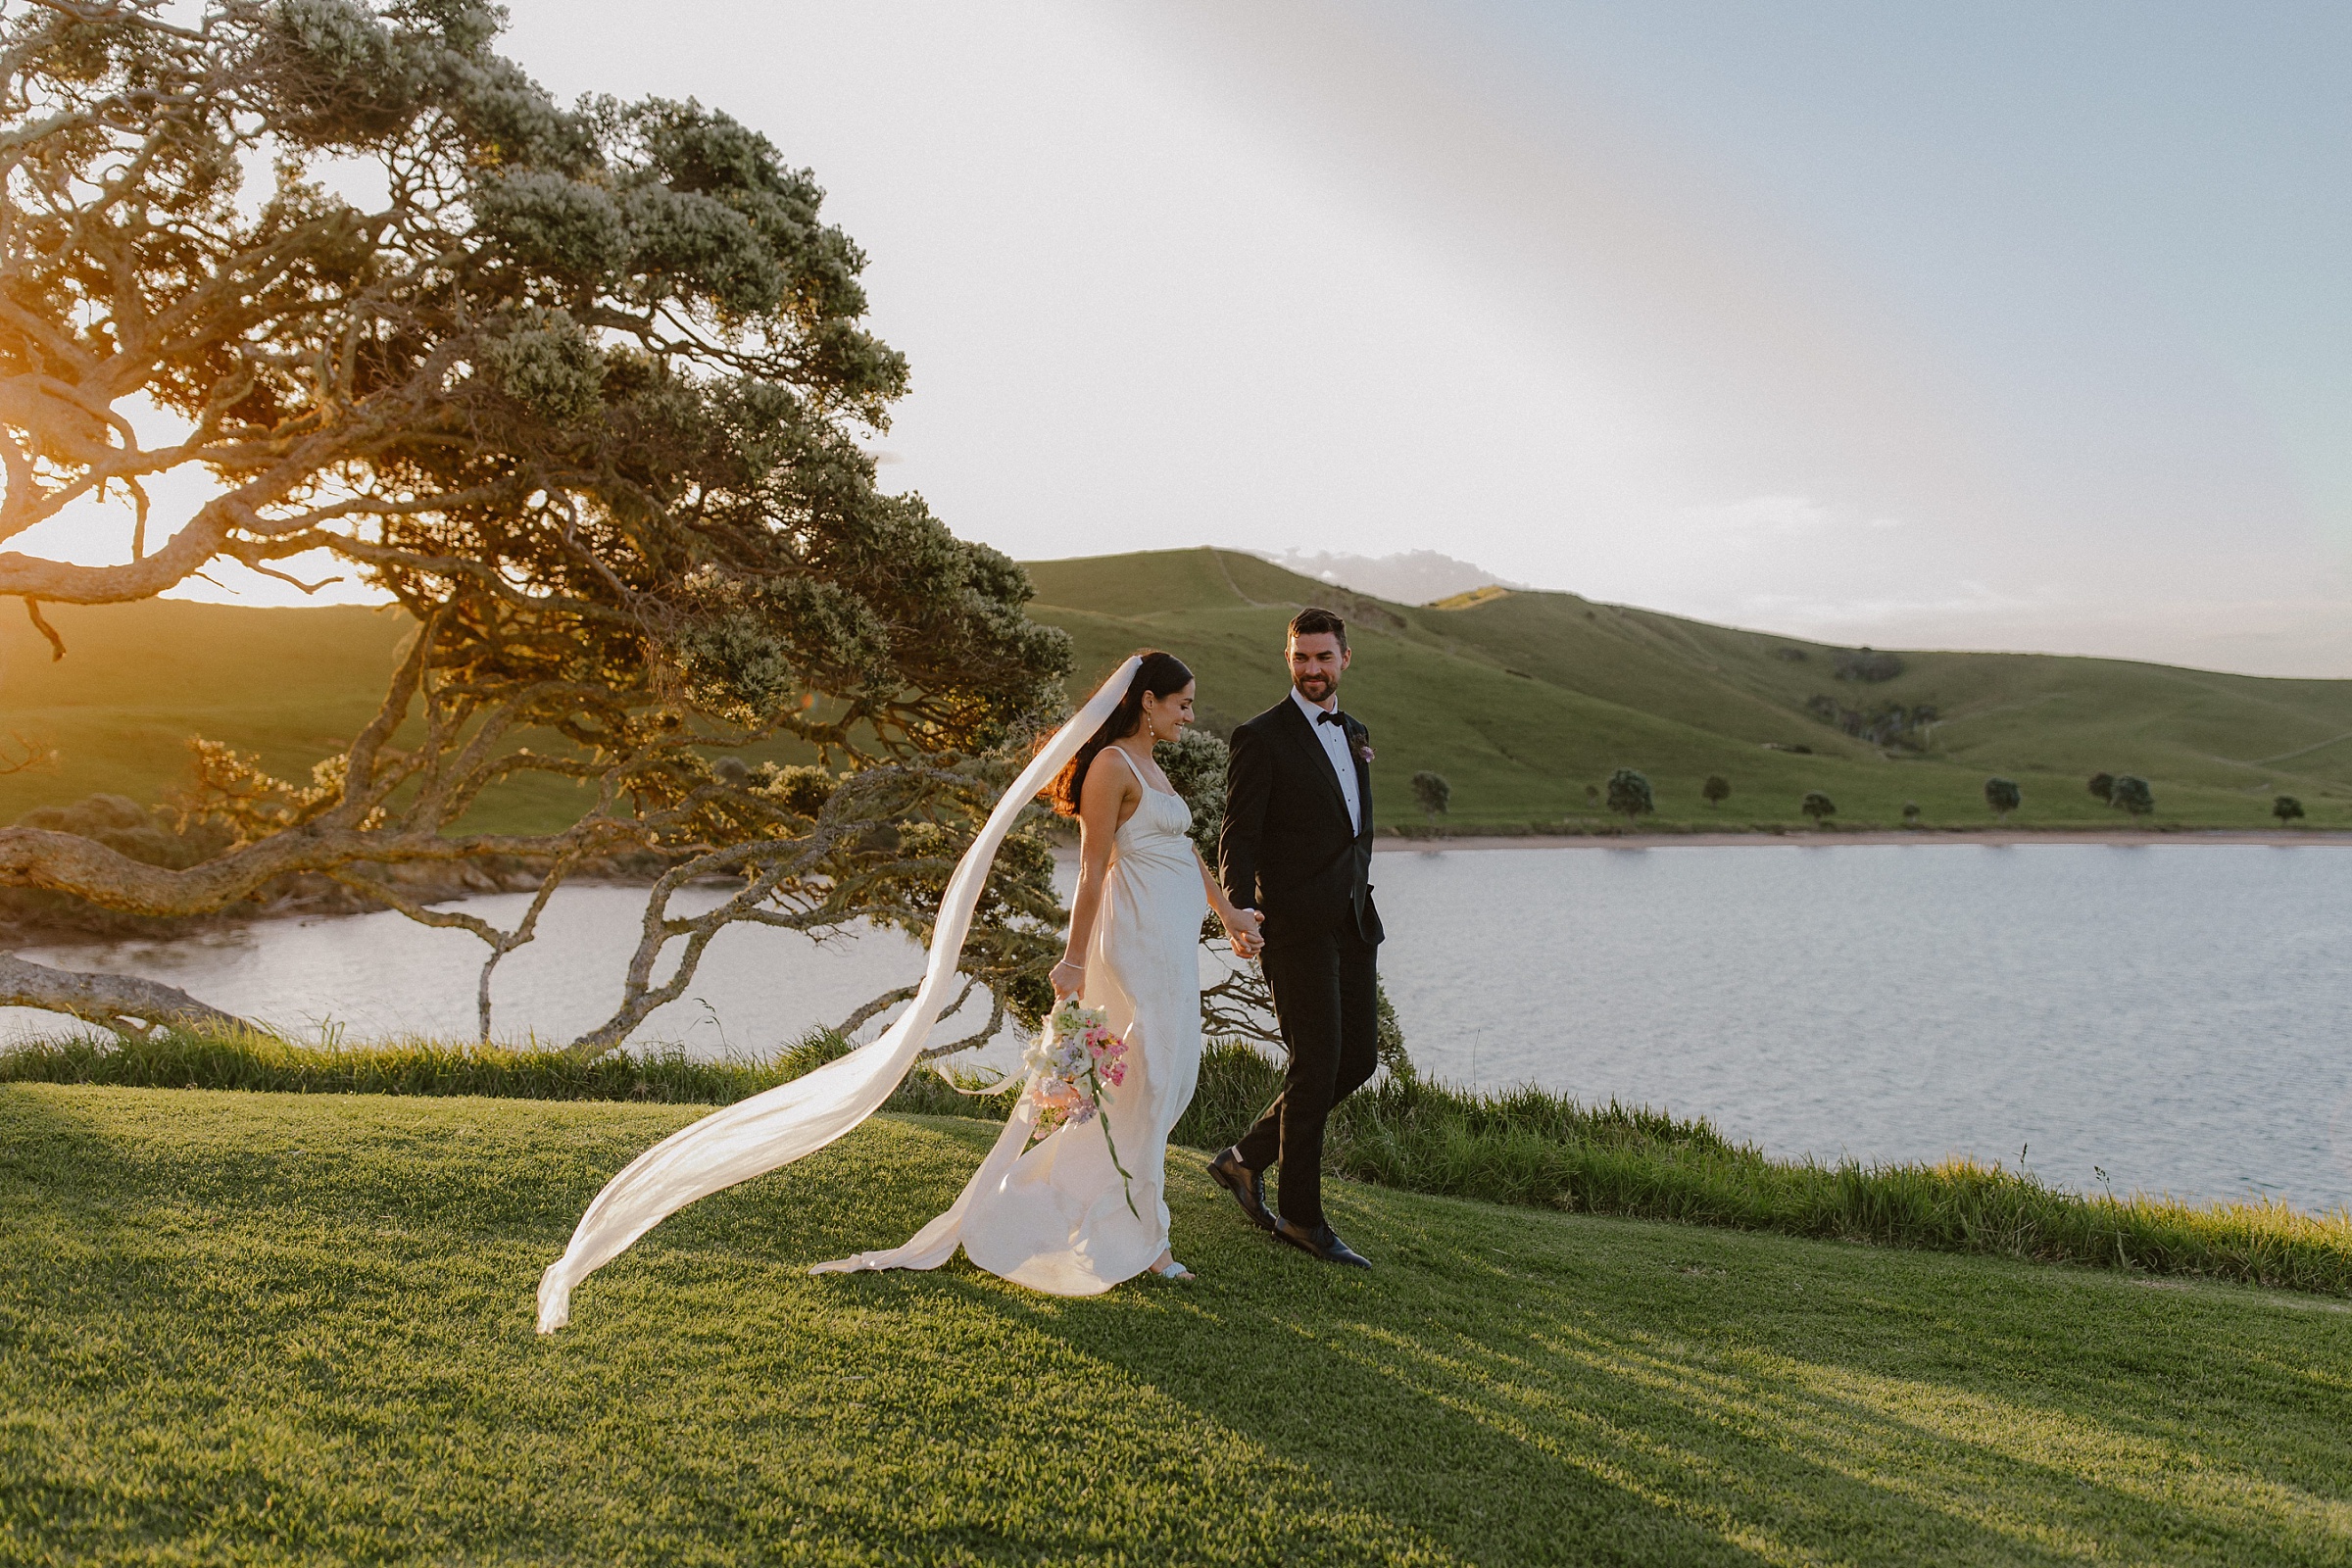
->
[[14, 1028, 2347, 1298]]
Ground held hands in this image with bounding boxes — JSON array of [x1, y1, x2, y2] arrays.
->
[[1221, 906, 1264, 959]]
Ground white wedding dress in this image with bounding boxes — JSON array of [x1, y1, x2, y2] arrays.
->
[[815, 746, 1206, 1293], [535, 658, 1204, 1331]]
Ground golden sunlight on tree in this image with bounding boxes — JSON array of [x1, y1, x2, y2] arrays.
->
[[0, 0, 1070, 1049]]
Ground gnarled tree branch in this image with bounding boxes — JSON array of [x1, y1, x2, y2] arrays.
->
[[0, 951, 250, 1039]]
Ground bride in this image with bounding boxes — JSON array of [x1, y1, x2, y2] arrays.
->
[[819, 649, 1262, 1290], [536, 652, 1262, 1330]]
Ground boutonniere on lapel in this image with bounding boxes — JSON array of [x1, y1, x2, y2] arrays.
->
[[1350, 723, 1375, 764]]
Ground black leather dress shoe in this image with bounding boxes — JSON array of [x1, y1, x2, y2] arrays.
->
[[1207, 1147, 1275, 1231], [1274, 1219, 1372, 1269]]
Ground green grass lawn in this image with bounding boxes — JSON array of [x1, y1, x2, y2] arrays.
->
[[10, 1086, 2352, 1565]]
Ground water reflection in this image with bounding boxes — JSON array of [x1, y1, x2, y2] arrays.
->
[[1, 884, 1017, 1060], [8, 844, 2350, 1209]]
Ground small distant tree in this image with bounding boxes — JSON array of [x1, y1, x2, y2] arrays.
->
[[2111, 775, 2155, 820], [1584, 782, 1600, 807], [1901, 802, 1921, 825], [2088, 772, 2115, 804], [1800, 791, 1837, 825], [2274, 795, 2306, 827], [1605, 768, 1654, 825], [1702, 774, 1731, 808], [1409, 770, 1452, 828], [1984, 777, 2022, 820]]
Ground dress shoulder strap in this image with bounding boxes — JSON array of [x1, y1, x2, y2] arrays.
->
[[1096, 744, 1140, 780]]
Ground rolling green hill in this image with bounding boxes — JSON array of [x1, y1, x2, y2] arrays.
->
[[0, 600, 416, 822], [1024, 549, 2352, 830], [6, 552, 2352, 831], [0, 599, 798, 832]]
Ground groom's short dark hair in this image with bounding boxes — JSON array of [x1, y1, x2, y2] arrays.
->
[[1289, 606, 1348, 652]]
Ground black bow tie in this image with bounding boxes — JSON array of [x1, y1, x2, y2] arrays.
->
[[1316, 710, 1348, 728]]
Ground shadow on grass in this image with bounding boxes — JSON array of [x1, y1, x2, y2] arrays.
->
[[783, 1125, 2352, 1566], [7, 1089, 2351, 1566]]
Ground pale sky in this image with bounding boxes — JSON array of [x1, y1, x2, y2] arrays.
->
[[34, 3, 2352, 675]]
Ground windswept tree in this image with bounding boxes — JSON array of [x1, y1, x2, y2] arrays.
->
[[2274, 794, 2306, 827], [1409, 768, 1450, 828], [1984, 776, 2022, 821], [2088, 772, 2115, 804], [1701, 774, 1730, 808], [2110, 775, 2155, 821], [1800, 790, 1836, 825], [0, 0, 1070, 1052], [1604, 767, 1653, 826]]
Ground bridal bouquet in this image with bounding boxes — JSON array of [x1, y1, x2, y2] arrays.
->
[[1024, 997, 1140, 1216]]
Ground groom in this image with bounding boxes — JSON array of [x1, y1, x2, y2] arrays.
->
[[1210, 607, 1383, 1269]]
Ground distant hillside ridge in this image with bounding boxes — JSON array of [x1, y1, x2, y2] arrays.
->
[[1020, 547, 2352, 830], [1249, 547, 1527, 607], [6, 552, 2350, 831]]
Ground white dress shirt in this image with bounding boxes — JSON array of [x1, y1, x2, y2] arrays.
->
[[1290, 685, 1363, 833]]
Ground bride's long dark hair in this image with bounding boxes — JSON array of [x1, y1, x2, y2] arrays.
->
[[1047, 651, 1194, 816]]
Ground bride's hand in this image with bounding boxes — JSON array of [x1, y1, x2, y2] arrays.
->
[[1050, 957, 1086, 999], [1221, 907, 1263, 957]]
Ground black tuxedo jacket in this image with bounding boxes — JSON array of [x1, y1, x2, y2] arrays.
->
[[1219, 696, 1383, 947]]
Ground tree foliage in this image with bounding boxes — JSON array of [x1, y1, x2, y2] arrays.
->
[[1805, 695, 1936, 751], [0, 0, 1071, 1050], [1984, 776, 2022, 820], [1409, 769, 1449, 826], [1701, 774, 1730, 808], [2274, 795, 2305, 826], [2109, 775, 2154, 820], [1154, 728, 1227, 860], [1832, 647, 1903, 683], [1799, 790, 1836, 825], [1604, 767, 1652, 825], [2087, 772, 2115, 804]]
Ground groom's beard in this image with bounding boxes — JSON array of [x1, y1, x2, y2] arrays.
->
[[1293, 671, 1339, 705]]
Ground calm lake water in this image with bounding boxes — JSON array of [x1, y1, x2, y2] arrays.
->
[[8, 843, 2349, 1211]]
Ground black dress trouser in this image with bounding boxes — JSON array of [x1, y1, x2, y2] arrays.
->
[[1235, 907, 1381, 1227]]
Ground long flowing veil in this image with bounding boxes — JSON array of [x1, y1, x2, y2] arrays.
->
[[535, 656, 1143, 1333]]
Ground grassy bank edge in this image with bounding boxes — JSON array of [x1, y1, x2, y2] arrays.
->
[[9, 1027, 2347, 1298]]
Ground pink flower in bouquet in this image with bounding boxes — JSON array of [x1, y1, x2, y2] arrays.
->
[[1023, 999, 1142, 1217]]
